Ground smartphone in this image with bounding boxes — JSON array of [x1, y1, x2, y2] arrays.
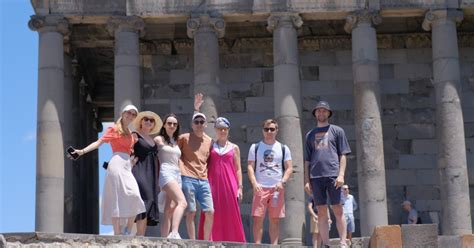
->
[[66, 146, 79, 160]]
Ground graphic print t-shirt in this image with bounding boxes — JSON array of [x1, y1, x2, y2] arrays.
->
[[304, 125, 351, 178], [248, 141, 291, 187]]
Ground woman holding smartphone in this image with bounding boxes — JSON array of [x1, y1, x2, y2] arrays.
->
[[154, 113, 186, 239], [69, 105, 146, 235], [131, 111, 163, 236]]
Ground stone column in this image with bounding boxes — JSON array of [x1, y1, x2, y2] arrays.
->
[[28, 15, 69, 233], [107, 16, 144, 119], [422, 9, 472, 235], [344, 9, 388, 236], [267, 13, 304, 245], [187, 14, 225, 135]]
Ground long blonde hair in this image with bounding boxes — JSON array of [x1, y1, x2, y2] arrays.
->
[[115, 117, 130, 136]]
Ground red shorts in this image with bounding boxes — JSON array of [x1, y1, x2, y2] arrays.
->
[[251, 187, 285, 218]]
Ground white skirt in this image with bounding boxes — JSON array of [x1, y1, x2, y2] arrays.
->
[[101, 152, 146, 225]]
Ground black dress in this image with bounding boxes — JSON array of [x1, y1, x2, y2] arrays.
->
[[132, 132, 160, 226]]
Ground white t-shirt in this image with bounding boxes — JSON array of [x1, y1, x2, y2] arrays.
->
[[248, 141, 292, 187]]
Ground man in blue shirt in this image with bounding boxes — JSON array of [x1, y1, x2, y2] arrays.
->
[[341, 185, 357, 243], [304, 101, 351, 248]]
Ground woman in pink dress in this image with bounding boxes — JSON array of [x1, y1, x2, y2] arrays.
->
[[198, 117, 246, 242]]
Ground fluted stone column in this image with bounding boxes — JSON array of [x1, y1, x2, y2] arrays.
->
[[267, 13, 304, 245], [344, 9, 388, 236], [187, 14, 224, 135], [422, 9, 472, 235], [107, 16, 144, 119], [29, 15, 69, 233]]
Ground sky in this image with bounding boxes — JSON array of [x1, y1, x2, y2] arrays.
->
[[0, 1, 113, 234]]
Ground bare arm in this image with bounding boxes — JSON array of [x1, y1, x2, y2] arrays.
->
[[304, 161, 312, 195], [247, 160, 261, 192], [194, 93, 203, 112], [71, 139, 104, 157], [275, 159, 293, 191], [233, 145, 243, 201], [334, 154, 347, 189], [308, 202, 318, 219]]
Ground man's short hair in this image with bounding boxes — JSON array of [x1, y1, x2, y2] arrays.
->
[[262, 119, 278, 129]]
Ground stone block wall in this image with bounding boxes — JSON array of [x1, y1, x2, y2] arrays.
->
[[139, 38, 474, 242]]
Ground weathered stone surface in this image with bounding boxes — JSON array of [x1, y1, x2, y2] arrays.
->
[[396, 124, 436, 140], [401, 224, 439, 248], [399, 154, 436, 169], [369, 225, 402, 248], [394, 64, 432, 79], [245, 97, 273, 113], [380, 79, 410, 94], [438, 235, 461, 248], [386, 170, 417, 186], [411, 139, 438, 154], [378, 49, 407, 64], [319, 65, 353, 80], [416, 200, 442, 211]]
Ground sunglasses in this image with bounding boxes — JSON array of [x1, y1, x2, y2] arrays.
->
[[166, 122, 178, 127], [126, 111, 137, 117], [263, 127, 276, 132], [143, 117, 155, 123], [193, 120, 205, 125], [343, 188, 349, 190]]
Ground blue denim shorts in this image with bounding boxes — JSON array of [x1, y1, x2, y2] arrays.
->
[[181, 176, 214, 212], [310, 177, 342, 206], [345, 214, 355, 232]]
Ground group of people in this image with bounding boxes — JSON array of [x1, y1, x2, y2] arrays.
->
[[69, 94, 358, 246]]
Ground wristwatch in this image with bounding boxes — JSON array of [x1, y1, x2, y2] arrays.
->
[[281, 180, 287, 186]]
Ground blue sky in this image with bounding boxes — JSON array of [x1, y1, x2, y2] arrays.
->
[[0, 1, 112, 234]]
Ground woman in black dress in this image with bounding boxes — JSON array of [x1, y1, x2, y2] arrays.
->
[[131, 111, 162, 236]]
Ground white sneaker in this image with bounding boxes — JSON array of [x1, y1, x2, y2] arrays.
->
[[167, 231, 181, 239]]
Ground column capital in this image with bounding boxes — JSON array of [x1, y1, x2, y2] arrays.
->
[[344, 9, 382, 33], [422, 9, 463, 31], [267, 12, 303, 33], [28, 15, 70, 36], [107, 16, 145, 37], [187, 14, 225, 39]]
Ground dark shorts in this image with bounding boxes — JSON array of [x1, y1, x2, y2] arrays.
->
[[310, 177, 342, 206]]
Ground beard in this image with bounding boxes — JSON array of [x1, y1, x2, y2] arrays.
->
[[317, 115, 328, 123]]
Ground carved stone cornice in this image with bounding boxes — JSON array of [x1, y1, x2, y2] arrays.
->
[[344, 9, 382, 33], [28, 15, 70, 36], [267, 13, 303, 33], [422, 9, 463, 31], [186, 14, 225, 39], [106, 16, 145, 37]]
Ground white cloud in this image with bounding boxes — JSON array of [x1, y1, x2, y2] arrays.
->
[[22, 131, 35, 141]]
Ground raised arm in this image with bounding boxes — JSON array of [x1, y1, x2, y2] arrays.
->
[[194, 92, 203, 112]]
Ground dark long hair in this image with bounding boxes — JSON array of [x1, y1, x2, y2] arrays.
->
[[159, 113, 180, 144]]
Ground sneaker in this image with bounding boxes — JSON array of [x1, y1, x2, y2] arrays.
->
[[122, 226, 131, 236], [339, 242, 348, 248], [167, 231, 181, 239]]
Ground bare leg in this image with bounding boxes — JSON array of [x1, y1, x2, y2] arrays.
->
[[252, 216, 264, 244], [312, 232, 320, 248], [164, 181, 187, 233], [317, 205, 330, 245], [126, 217, 135, 235], [332, 204, 347, 245], [186, 211, 196, 239], [161, 196, 174, 237], [112, 217, 121, 235], [202, 211, 214, 240], [347, 232, 353, 241], [269, 217, 280, 245], [136, 218, 147, 236]]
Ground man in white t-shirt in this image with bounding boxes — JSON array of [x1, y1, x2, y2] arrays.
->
[[247, 119, 293, 244]]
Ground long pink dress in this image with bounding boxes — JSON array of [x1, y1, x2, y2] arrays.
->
[[198, 143, 246, 242]]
